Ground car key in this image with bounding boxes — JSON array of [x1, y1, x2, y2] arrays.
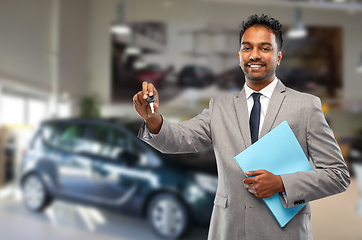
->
[[146, 95, 155, 113]]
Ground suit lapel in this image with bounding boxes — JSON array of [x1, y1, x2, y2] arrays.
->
[[234, 87, 251, 149], [260, 80, 286, 138]]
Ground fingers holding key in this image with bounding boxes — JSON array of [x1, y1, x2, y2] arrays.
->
[[133, 93, 142, 107], [142, 81, 149, 100], [141, 82, 158, 100], [133, 82, 160, 120], [145, 83, 159, 108]]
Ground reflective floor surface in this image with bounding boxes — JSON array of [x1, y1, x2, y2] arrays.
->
[[0, 178, 361, 240]]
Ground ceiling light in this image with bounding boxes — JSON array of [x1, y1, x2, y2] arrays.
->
[[287, 7, 307, 39], [287, 26, 307, 38], [111, 2, 131, 35], [135, 61, 147, 69], [111, 25, 131, 35], [125, 46, 141, 55]]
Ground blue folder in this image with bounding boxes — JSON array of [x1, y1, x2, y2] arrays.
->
[[234, 121, 312, 227]]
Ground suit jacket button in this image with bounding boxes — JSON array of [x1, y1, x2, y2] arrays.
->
[[294, 200, 305, 205]]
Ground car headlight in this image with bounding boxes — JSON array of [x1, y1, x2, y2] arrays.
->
[[194, 173, 218, 194]]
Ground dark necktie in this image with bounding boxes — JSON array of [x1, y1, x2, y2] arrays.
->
[[250, 92, 261, 144]]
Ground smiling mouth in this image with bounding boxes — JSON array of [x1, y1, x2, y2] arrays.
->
[[247, 63, 265, 68], [247, 64, 265, 71]]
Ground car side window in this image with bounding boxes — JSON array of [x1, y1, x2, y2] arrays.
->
[[56, 123, 91, 153], [132, 140, 147, 166], [88, 124, 111, 156], [89, 124, 128, 160], [109, 130, 128, 159], [42, 123, 58, 142], [32, 122, 60, 150]]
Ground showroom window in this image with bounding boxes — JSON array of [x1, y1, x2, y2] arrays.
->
[[0, 91, 48, 127], [1, 94, 26, 125], [28, 99, 47, 126]]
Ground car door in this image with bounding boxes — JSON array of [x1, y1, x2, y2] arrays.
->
[[87, 123, 151, 209], [54, 122, 96, 199]]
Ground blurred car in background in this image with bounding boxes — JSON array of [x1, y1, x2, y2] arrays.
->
[[276, 67, 315, 92], [177, 65, 215, 87], [134, 64, 167, 88], [20, 118, 217, 240], [216, 66, 245, 91]]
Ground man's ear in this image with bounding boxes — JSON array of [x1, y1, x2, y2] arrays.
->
[[277, 50, 283, 66]]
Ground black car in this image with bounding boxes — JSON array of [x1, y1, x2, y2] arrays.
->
[[216, 66, 245, 91], [20, 118, 217, 239], [177, 65, 215, 87]]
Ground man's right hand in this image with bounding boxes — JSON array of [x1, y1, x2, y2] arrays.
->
[[133, 82, 163, 134]]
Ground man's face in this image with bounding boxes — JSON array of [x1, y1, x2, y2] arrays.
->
[[238, 25, 282, 83]]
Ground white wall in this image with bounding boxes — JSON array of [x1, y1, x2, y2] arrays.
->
[[0, 0, 90, 104], [0, 0, 52, 91], [87, 0, 362, 103], [58, 0, 90, 99]]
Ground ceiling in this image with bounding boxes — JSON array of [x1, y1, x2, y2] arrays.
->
[[200, 0, 362, 12]]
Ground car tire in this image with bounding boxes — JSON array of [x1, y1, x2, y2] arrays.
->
[[22, 174, 52, 212], [147, 193, 190, 240]]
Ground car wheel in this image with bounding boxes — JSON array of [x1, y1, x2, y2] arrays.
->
[[22, 174, 52, 212], [147, 193, 190, 240]]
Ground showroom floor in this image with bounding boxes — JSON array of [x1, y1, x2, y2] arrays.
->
[[0, 178, 361, 240], [0, 185, 208, 240]]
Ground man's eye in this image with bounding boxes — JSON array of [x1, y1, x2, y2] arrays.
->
[[242, 47, 250, 51], [262, 48, 270, 51]]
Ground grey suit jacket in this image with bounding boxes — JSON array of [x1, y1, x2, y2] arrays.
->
[[138, 80, 350, 240]]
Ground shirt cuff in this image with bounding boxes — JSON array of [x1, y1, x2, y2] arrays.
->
[[282, 192, 288, 205]]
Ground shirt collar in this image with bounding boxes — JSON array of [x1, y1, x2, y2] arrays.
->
[[245, 77, 278, 99]]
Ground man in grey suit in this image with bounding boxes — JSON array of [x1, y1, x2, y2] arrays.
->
[[133, 14, 350, 240]]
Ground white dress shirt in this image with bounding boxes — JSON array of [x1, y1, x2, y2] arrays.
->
[[244, 77, 278, 136]]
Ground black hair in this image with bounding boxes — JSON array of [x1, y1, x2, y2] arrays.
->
[[239, 14, 283, 51]]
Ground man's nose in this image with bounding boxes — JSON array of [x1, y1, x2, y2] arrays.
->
[[249, 49, 261, 60]]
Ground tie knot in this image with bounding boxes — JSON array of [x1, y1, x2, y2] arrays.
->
[[251, 92, 261, 102]]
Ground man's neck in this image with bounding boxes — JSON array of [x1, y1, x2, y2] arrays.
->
[[245, 77, 275, 91]]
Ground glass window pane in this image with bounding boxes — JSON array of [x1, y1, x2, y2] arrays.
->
[[58, 103, 71, 118], [89, 125, 127, 160], [1, 94, 26, 125], [41, 122, 63, 144], [133, 140, 147, 166], [89, 125, 112, 156], [33, 123, 60, 151], [28, 99, 47, 127], [57, 124, 90, 152], [108, 130, 127, 159]]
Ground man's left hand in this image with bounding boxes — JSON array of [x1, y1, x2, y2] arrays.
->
[[243, 170, 285, 198]]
